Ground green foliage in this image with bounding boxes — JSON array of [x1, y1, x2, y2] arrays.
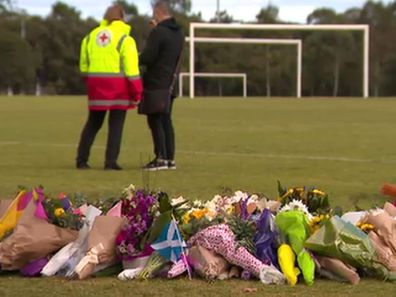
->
[[226, 215, 256, 254], [136, 251, 167, 280], [180, 216, 223, 241]]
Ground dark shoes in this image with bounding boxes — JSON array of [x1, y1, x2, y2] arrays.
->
[[76, 162, 91, 169], [142, 159, 176, 171], [104, 163, 123, 170], [167, 160, 176, 170], [142, 158, 169, 171]]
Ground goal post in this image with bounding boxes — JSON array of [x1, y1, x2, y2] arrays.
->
[[186, 36, 302, 98], [189, 23, 370, 98], [179, 72, 247, 97]]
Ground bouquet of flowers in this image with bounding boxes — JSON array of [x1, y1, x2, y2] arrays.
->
[[180, 191, 268, 254], [41, 192, 85, 231], [115, 185, 159, 261], [277, 181, 331, 215]]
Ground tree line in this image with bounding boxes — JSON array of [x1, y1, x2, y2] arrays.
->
[[1, 0, 396, 97]]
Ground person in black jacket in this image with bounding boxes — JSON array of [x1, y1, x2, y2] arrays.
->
[[139, 1, 184, 171]]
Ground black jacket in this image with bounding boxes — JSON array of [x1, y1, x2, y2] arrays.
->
[[139, 18, 184, 91]]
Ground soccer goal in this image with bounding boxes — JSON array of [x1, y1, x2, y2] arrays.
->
[[185, 36, 302, 98], [188, 23, 370, 98], [179, 72, 247, 97]]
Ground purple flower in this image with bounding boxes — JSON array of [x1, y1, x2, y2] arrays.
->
[[116, 190, 159, 260]]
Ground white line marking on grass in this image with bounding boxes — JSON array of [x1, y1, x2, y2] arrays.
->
[[0, 141, 20, 146], [2, 141, 395, 164], [178, 150, 396, 164]]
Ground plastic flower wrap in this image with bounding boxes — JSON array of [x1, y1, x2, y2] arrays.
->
[[254, 209, 280, 268], [275, 210, 315, 286], [305, 215, 396, 281], [115, 185, 159, 261]]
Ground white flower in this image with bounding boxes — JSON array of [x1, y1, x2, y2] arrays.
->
[[249, 194, 259, 202], [205, 200, 217, 213], [171, 196, 186, 206], [192, 199, 203, 207], [232, 191, 248, 203], [279, 199, 313, 220], [211, 195, 222, 204], [122, 184, 136, 199]]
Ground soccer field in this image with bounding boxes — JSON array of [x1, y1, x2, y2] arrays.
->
[[1, 96, 396, 208], [1, 96, 396, 296]]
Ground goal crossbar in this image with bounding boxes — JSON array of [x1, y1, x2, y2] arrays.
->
[[185, 36, 302, 98], [189, 22, 370, 98]]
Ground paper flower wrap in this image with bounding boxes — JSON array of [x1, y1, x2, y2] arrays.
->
[[74, 215, 126, 279], [187, 224, 284, 284], [363, 210, 396, 254], [275, 210, 315, 286], [41, 205, 102, 277], [368, 231, 396, 271], [315, 256, 360, 284], [0, 201, 78, 270]]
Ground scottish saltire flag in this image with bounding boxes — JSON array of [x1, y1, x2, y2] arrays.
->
[[151, 219, 186, 263]]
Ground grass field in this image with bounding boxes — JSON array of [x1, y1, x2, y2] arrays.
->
[[1, 96, 396, 296]]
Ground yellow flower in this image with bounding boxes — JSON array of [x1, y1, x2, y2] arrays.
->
[[226, 205, 234, 215], [279, 188, 294, 201], [183, 212, 190, 224], [54, 208, 65, 217], [359, 223, 374, 233], [312, 189, 325, 196]]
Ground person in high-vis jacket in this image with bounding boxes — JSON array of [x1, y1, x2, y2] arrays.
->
[[76, 4, 142, 170]]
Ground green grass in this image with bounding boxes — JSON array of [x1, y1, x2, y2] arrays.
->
[[1, 96, 396, 296]]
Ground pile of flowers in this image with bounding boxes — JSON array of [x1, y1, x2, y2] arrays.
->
[[1, 181, 396, 286]]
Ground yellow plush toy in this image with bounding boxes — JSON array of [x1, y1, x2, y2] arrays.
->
[[278, 243, 300, 286]]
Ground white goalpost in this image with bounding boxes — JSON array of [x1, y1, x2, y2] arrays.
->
[[185, 36, 302, 98], [179, 72, 247, 97], [189, 23, 370, 98]]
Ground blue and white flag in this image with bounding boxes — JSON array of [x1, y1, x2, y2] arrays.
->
[[151, 219, 186, 263]]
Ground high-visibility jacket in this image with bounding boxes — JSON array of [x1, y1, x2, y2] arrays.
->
[[80, 20, 143, 110]]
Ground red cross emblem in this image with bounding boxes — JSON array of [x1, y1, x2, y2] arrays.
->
[[96, 30, 111, 47], [99, 33, 108, 43]]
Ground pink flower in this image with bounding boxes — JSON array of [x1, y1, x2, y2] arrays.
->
[[73, 208, 82, 216]]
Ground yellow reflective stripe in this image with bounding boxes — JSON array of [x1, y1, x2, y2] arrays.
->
[[89, 100, 131, 107]]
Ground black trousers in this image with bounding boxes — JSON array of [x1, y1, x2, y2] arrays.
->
[[76, 109, 126, 166], [146, 99, 175, 160]]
